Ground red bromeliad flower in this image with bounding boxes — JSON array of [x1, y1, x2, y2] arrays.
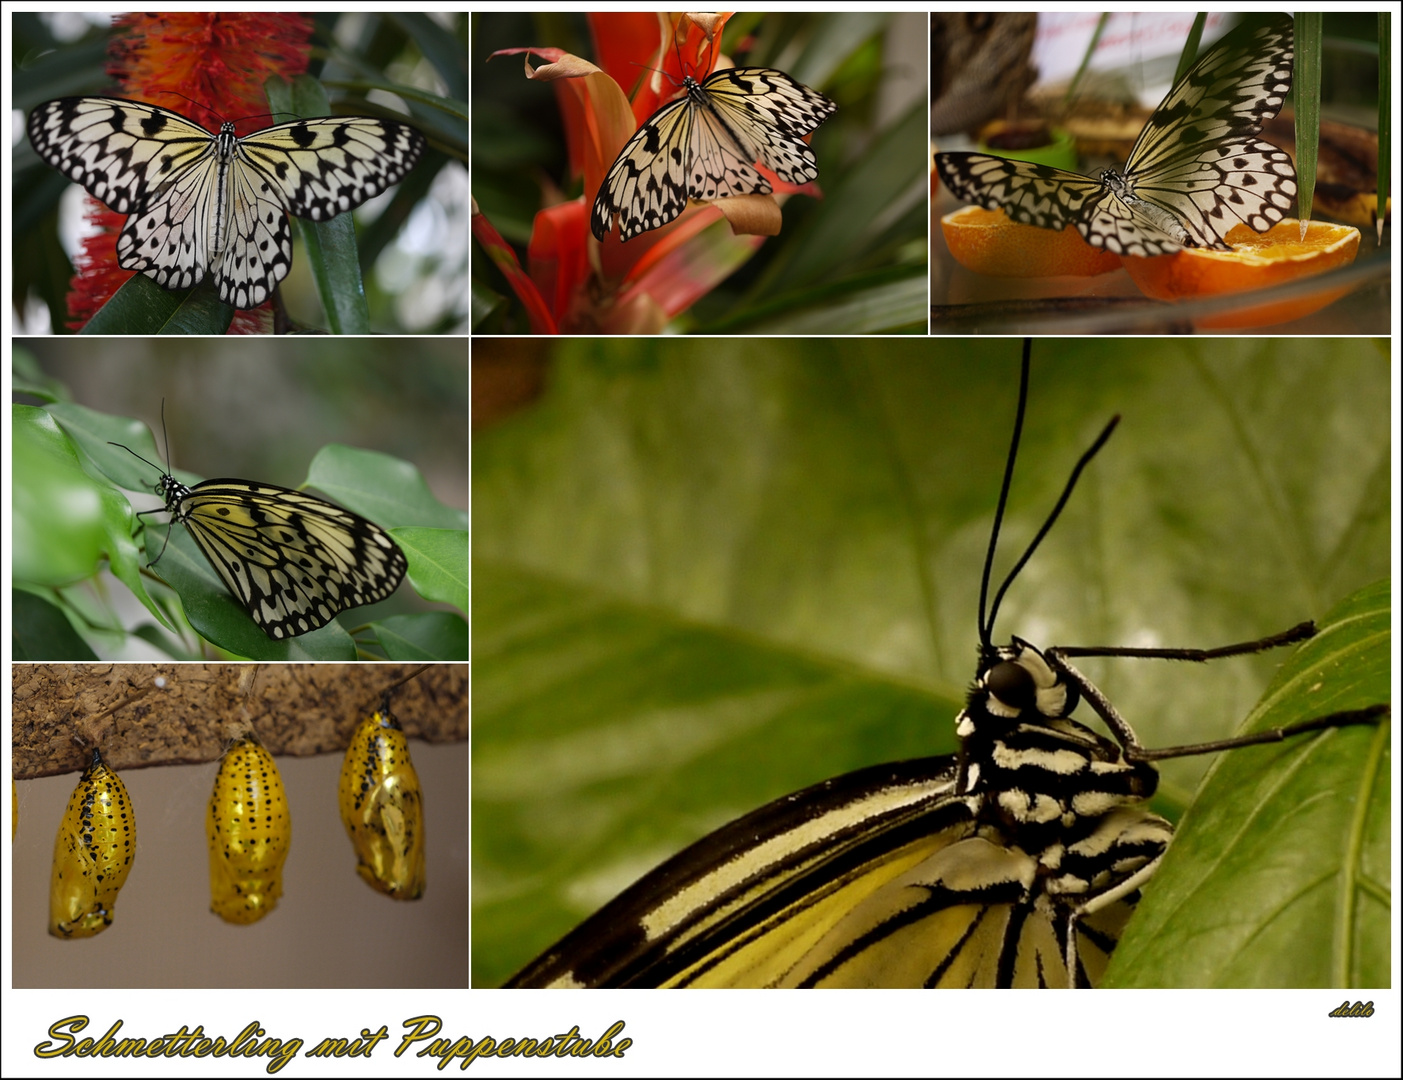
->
[[478, 12, 829, 334], [65, 12, 314, 332]]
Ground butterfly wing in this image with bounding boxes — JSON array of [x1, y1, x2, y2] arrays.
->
[[935, 152, 1107, 233], [504, 749, 1163, 988], [590, 95, 697, 242], [29, 98, 425, 309], [234, 117, 427, 221], [26, 97, 215, 216], [174, 480, 407, 639], [505, 756, 963, 987], [29, 97, 226, 293], [1119, 14, 1297, 249], [591, 66, 835, 242], [209, 155, 296, 309], [695, 67, 836, 186]]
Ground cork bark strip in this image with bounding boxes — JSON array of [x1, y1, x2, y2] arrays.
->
[[12, 664, 468, 779]]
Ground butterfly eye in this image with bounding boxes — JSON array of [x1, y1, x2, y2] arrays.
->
[[985, 660, 1036, 715], [49, 748, 136, 939]]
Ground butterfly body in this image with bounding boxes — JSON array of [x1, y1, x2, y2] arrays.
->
[[591, 66, 836, 243], [935, 16, 1297, 256], [28, 96, 425, 308], [503, 344, 1386, 990], [507, 631, 1170, 989]]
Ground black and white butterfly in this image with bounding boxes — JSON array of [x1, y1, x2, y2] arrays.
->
[[935, 15, 1297, 256], [110, 423, 407, 640], [27, 96, 426, 309], [590, 65, 836, 243]]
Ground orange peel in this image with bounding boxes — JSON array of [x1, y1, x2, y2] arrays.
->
[[940, 205, 1122, 278], [1122, 219, 1360, 328]]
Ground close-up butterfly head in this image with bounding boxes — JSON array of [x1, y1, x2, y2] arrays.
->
[[473, 11, 930, 334], [491, 339, 1388, 990]]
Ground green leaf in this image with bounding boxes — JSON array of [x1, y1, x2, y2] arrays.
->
[[1294, 13, 1323, 229], [12, 405, 163, 634], [12, 589, 100, 660], [470, 337, 1389, 988], [78, 273, 234, 335], [1106, 581, 1390, 987], [374, 612, 469, 660], [396, 527, 468, 615], [307, 445, 468, 529]]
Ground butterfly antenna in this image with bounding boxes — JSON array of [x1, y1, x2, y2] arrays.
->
[[159, 398, 173, 475], [983, 345, 1120, 644], [977, 338, 1031, 650], [107, 440, 164, 476]]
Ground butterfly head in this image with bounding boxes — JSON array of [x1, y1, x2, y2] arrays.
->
[[155, 473, 190, 506], [975, 637, 1078, 722]]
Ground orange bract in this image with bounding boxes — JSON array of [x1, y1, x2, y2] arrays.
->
[[1122, 219, 1360, 328], [940, 206, 1122, 278]]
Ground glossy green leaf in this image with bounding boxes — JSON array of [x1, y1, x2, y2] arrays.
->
[[396, 527, 469, 614], [1107, 581, 1390, 987], [374, 612, 469, 660], [12, 405, 162, 633]]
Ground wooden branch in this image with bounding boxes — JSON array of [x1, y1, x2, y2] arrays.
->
[[12, 664, 468, 779]]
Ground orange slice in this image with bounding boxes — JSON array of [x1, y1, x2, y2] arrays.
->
[[940, 205, 1122, 278], [1122, 219, 1360, 328]]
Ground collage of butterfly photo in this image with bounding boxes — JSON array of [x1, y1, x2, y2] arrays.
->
[[4, 6, 1399, 1080]]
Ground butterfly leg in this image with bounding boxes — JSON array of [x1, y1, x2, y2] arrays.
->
[[1064, 852, 1164, 989], [1045, 646, 1387, 763]]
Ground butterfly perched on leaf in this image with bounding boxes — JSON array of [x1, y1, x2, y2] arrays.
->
[[111, 431, 407, 641], [27, 96, 426, 309], [591, 63, 836, 243], [935, 14, 1297, 256], [499, 343, 1388, 989]]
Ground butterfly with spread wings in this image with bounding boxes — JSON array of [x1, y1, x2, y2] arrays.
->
[[935, 15, 1297, 256], [27, 96, 426, 309], [591, 65, 836, 243]]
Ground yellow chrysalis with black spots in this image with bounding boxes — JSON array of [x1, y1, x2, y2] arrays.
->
[[338, 709, 425, 900], [49, 747, 137, 939], [206, 737, 291, 924]]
